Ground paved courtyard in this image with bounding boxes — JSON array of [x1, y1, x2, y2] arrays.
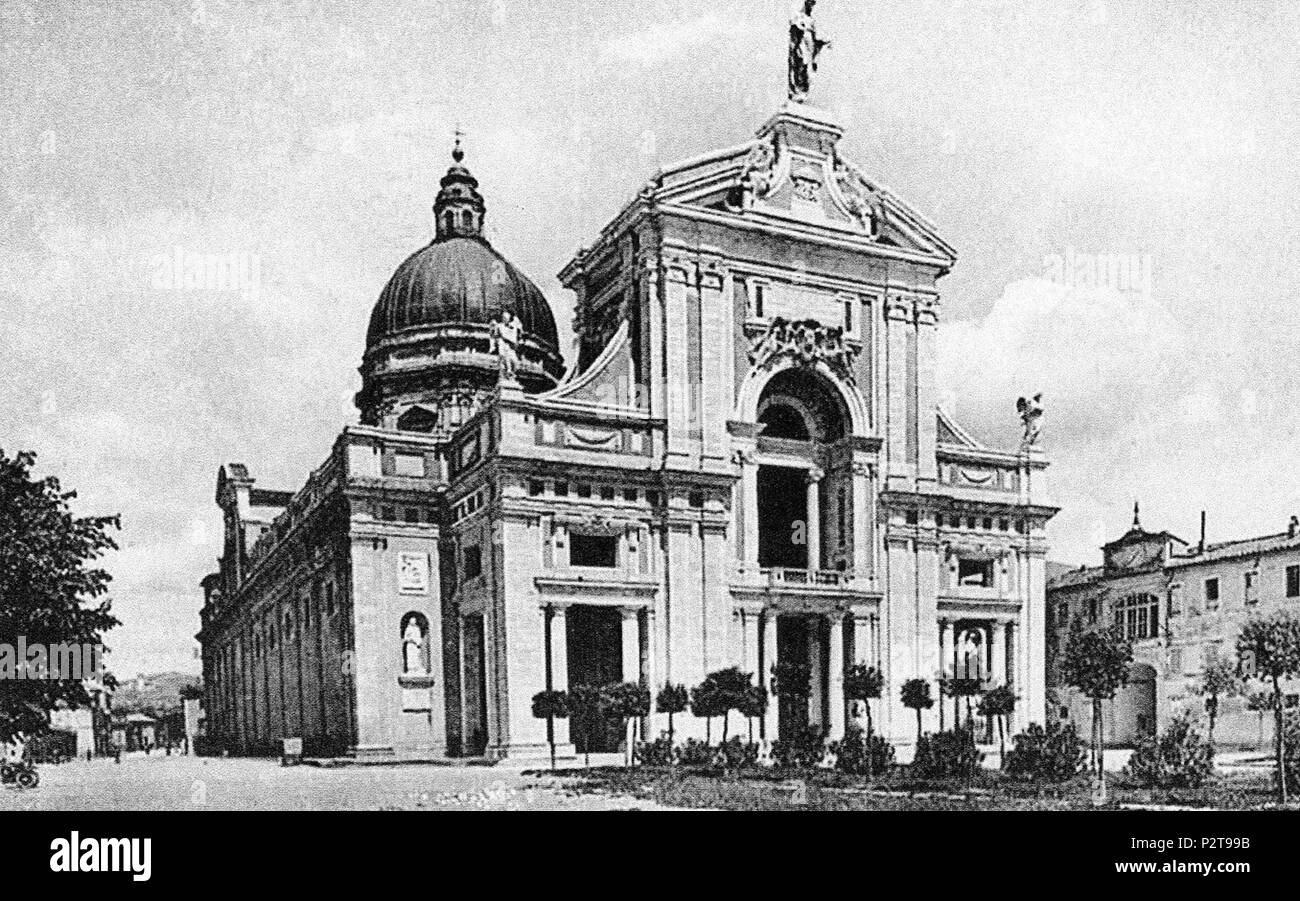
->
[[0, 753, 672, 811]]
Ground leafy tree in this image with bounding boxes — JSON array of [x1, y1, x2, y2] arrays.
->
[[655, 682, 688, 748], [1246, 688, 1277, 751], [531, 689, 569, 772], [1059, 621, 1132, 801], [566, 684, 605, 769], [1195, 647, 1240, 753], [737, 684, 768, 743], [900, 678, 934, 745], [689, 668, 754, 744], [178, 682, 204, 702], [0, 450, 120, 745], [842, 664, 883, 779], [977, 684, 1017, 765], [943, 677, 984, 732], [769, 660, 812, 739], [1237, 612, 1300, 803], [604, 682, 650, 768]]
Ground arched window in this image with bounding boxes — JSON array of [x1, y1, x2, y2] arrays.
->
[[1114, 593, 1159, 640], [758, 403, 810, 440], [400, 612, 430, 675], [461, 209, 473, 230]]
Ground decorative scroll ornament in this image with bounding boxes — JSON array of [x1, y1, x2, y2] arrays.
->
[[739, 139, 778, 206], [833, 161, 883, 236], [748, 317, 859, 385]]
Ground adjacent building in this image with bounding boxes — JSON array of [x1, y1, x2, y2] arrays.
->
[[198, 72, 1055, 759], [1047, 506, 1300, 747]]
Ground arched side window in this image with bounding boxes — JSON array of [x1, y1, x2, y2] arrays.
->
[[400, 612, 430, 676], [1114, 593, 1159, 641]]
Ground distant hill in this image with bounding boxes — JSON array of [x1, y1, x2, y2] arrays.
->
[[112, 672, 201, 715]]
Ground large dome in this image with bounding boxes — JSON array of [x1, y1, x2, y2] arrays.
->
[[355, 139, 565, 429], [366, 236, 559, 349]]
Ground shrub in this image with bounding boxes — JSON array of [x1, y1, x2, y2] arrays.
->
[[717, 736, 760, 769], [831, 725, 895, 777], [634, 734, 676, 767], [771, 726, 827, 769], [1003, 721, 1087, 783], [1124, 713, 1215, 789], [913, 727, 984, 783], [678, 738, 716, 767]]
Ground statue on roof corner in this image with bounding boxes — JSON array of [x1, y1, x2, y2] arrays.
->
[[789, 0, 830, 102], [1017, 393, 1044, 447], [491, 310, 522, 384]]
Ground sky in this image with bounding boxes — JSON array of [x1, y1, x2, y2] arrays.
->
[[3, 0, 1299, 677]]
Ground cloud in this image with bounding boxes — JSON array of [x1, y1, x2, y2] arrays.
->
[[601, 14, 746, 65], [938, 278, 1300, 564]]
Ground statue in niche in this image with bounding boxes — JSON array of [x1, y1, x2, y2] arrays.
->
[[789, 0, 831, 102], [402, 616, 427, 675]]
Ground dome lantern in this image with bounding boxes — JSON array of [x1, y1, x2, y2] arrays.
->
[[433, 131, 485, 240]]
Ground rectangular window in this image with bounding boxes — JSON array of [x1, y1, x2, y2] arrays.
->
[[1288, 564, 1300, 598], [529, 480, 545, 497], [1056, 601, 1069, 626], [1167, 583, 1183, 616], [623, 488, 638, 502], [463, 545, 482, 580], [325, 582, 335, 616], [842, 297, 854, 334], [1088, 597, 1099, 624], [957, 558, 994, 588], [404, 507, 421, 524], [393, 453, 426, 477], [753, 282, 767, 319], [570, 533, 618, 568], [1245, 570, 1259, 604], [1204, 577, 1220, 609]]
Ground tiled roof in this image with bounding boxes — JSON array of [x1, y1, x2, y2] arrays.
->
[[1168, 531, 1300, 568], [1047, 565, 1105, 590]]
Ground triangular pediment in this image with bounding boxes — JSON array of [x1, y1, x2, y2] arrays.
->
[[650, 102, 956, 266]]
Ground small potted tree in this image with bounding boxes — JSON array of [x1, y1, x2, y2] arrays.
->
[[655, 682, 689, 752], [530, 689, 569, 772], [977, 684, 1016, 766], [900, 678, 934, 746], [843, 664, 884, 779], [605, 682, 651, 769]]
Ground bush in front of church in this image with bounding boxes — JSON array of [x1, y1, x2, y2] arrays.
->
[[635, 733, 677, 767], [1003, 720, 1087, 783], [1123, 712, 1214, 789], [771, 726, 827, 769], [913, 727, 984, 783], [830, 725, 895, 777]]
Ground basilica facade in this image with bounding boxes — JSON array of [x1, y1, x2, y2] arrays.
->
[[197, 96, 1055, 760]]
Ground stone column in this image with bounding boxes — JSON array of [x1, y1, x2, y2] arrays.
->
[[548, 605, 570, 746], [742, 458, 759, 571], [761, 610, 778, 740], [991, 620, 1007, 687], [621, 606, 642, 684], [805, 467, 823, 573], [828, 613, 846, 740], [851, 462, 873, 581]]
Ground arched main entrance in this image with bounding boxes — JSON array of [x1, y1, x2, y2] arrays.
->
[[754, 368, 852, 574], [1110, 663, 1157, 746]]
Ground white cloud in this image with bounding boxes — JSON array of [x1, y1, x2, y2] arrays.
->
[[601, 14, 743, 65]]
